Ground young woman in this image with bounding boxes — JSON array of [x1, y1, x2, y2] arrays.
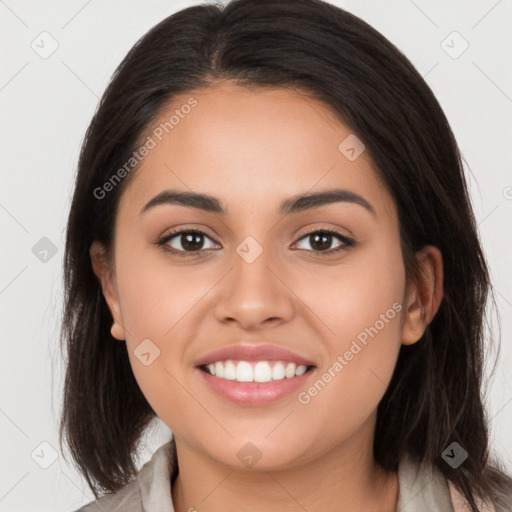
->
[[59, 0, 512, 510]]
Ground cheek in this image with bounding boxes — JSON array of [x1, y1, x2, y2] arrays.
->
[[112, 241, 197, 394], [293, 245, 405, 425], [112, 240, 233, 413], [299, 240, 405, 346], [114, 240, 204, 339]]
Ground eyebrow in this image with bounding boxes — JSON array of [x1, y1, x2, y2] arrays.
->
[[140, 188, 377, 218]]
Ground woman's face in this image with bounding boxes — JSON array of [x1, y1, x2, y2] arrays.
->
[[91, 81, 439, 470]]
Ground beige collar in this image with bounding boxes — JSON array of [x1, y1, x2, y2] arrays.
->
[[134, 437, 457, 512]]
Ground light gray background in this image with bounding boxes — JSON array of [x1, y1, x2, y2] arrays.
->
[[1, 1, 511, 510]]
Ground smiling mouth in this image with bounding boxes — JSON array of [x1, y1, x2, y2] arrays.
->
[[198, 360, 316, 383]]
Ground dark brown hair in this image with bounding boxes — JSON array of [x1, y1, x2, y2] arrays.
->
[[59, 0, 512, 509]]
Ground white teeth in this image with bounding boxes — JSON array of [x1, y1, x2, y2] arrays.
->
[[236, 361, 254, 382], [272, 362, 285, 380], [224, 360, 236, 380], [295, 364, 307, 376], [285, 362, 296, 378], [254, 361, 272, 382], [215, 361, 224, 378], [204, 360, 310, 382]]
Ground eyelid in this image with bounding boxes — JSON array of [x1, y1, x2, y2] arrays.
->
[[158, 224, 220, 242], [296, 224, 352, 241]]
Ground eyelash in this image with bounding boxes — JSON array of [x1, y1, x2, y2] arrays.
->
[[156, 226, 356, 258]]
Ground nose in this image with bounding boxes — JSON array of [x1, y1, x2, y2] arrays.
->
[[213, 245, 295, 330]]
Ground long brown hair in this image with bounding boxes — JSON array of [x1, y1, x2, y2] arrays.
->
[[59, 0, 512, 509]]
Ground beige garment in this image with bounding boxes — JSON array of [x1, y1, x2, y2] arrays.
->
[[74, 436, 496, 512]]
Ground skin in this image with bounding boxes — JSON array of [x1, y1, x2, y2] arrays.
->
[[90, 80, 443, 512]]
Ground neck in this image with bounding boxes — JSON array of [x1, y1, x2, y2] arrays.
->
[[171, 422, 398, 512]]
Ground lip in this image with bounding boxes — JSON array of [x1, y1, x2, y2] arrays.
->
[[196, 366, 317, 406], [194, 342, 317, 406], [194, 343, 317, 367]]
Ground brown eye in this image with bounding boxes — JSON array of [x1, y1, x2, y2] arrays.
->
[[294, 229, 355, 255], [158, 229, 219, 253]]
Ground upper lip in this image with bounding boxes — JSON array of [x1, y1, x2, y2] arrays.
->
[[195, 343, 316, 367]]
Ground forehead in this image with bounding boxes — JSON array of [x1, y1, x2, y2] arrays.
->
[[119, 81, 396, 222]]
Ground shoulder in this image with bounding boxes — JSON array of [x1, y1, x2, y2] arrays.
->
[[449, 478, 512, 512], [73, 478, 142, 512], [397, 453, 506, 512], [71, 440, 176, 512], [448, 481, 497, 512]]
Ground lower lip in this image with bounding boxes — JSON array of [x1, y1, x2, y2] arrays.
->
[[196, 367, 316, 406]]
